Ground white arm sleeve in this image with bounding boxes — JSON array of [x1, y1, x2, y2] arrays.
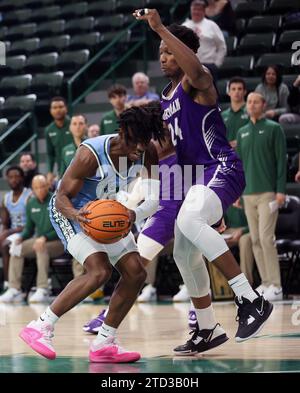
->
[[133, 178, 160, 223]]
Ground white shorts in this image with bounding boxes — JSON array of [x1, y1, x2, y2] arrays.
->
[[67, 231, 138, 266]]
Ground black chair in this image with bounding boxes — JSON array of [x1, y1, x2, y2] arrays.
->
[[0, 55, 27, 77], [36, 19, 65, 38], [276, 195, 300, 296], [247, 15, 282, 33]]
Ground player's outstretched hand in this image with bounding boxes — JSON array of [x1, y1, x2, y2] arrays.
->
[[133, 8, 163, 32]]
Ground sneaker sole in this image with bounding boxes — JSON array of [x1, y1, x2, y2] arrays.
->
[[174, 333, 229, 356], [89, 353, 141, 363], [235, 303, 274, 343]]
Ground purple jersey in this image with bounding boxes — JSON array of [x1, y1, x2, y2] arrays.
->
[[161, 82, 245, 212], [161, 82, 238, 166]]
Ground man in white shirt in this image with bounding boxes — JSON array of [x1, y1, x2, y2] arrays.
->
[[182, 0, 227, 80]]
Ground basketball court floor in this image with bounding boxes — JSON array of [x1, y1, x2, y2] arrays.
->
[[1, 301, 300, 373]]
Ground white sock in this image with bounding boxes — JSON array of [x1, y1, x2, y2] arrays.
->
[[228, 273, 258, 302], [104, 308, 109, 317], [190, 300, 195, 311], [195, 304, 217, 330], [96, 323, 117, 344], [38, 307, 59, 326]]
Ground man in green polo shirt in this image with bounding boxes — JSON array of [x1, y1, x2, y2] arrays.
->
[[45, 97, 72, 187], [0, 175, 64, 304], [222, 77, 249, 148], [100, 84, 127, 135], [236, 92, 287, 302], [60, 114, 87, 177]]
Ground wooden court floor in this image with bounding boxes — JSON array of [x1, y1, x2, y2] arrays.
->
[[1, 301, 300, 373]]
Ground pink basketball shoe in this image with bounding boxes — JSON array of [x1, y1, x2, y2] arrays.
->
[[89, 336, 140, 363], [19, 320, 56, 360]]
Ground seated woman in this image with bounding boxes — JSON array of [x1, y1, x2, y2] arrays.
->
[[255, 65, 290, 121]]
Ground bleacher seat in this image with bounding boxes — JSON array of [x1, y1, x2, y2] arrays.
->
[[231, 76, 260, 93], [247, 15, 282, 33], [1, 94, 37, 122], [8, 38, 40, 56], [235, 18, 246, 37], [0, 0, 15, 13], [237, 33, 276, 55], [235, 1, 267, 18], [2, 9, 32, 26], [29, 5, 61, 23], [218, 55, 254, 78], [64, 17, 94, 35], [24, 52, 58, 73], [277, 31, 300, 52], [0, 74, 32, 97], [282, 74, 298, 89], [36, 19, 66, 38], [284, 14, 300, 30], [225, 36, 238, 56], [87, 1, 115, 16], [0, 118, 8, 136], [94, 14, 129, 33], [0, 55, 27, 77], [282, 123, 300, 138], [216, 79, 229, 103], [31, 71, 64, 99], [115, 0, 145, 13], [38, 35, 70, 54], [57, 49, 90, 77], [4, 23, 37, 41], [268, 0, 300, 15], [69, 32, 101, 53], [60, 2, 88, 19], [255, 53, 298, 74]]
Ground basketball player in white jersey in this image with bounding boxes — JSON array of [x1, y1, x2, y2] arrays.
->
[[19, 106, 164, 363]]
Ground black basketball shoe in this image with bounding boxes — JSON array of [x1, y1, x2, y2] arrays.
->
[[173, 323, 229, 355], [235, 294, 273, 342]]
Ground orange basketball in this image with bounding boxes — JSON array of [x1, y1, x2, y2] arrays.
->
[[81, 199, 131, 244]]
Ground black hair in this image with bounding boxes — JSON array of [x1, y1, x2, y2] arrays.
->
[[166, 24, 200, 53], [6, 165, 24, 177], [118, 103, 164, 146], [50, 96, 67, 106], [228, 77, 247, 90], [20, 151, 35, 161], [262, 65, 283, 108], [262, 65, 282, 88], [107, 84, 127, 98]]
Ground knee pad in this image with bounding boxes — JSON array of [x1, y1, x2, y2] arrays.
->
[[173, 223, 210, 298]]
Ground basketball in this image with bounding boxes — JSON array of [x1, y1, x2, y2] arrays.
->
[[81, 199, 131, 244]]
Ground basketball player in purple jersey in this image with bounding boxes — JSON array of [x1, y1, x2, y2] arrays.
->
[[83, 123, 194, 333], [134, 8, 273, 354]]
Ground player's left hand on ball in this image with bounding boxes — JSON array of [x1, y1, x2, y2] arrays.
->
[[75, 207, 91, 224], [133, 8, 163, 32]]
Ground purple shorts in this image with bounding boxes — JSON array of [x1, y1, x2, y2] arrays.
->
[[141, 154, 182, 246], [141, 198, 182, 246], [204, 161, 246, 214]]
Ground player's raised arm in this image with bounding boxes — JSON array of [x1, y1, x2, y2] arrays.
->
[[133, 8, 214, 94], [55, 145, 97, 223]]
